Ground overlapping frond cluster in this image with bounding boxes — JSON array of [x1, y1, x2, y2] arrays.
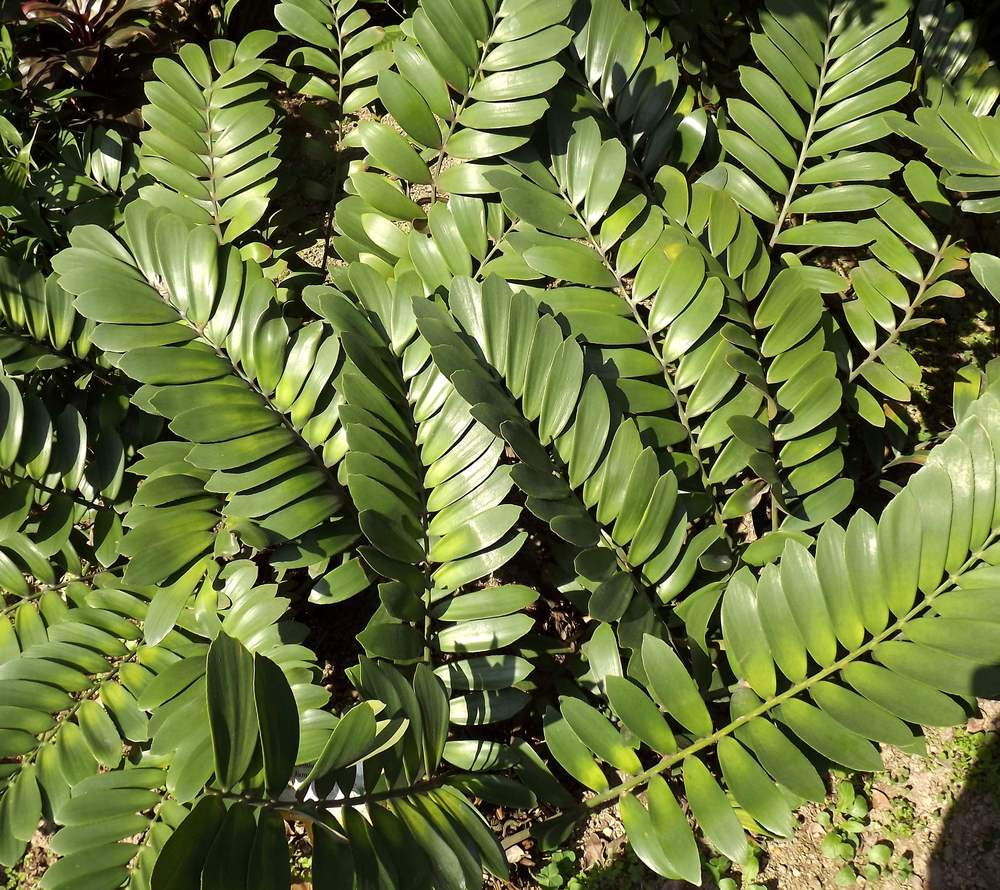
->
[[0, 561, 356, 887], [1, 0, 1000, 887], [0, 260, 145, 574], [542, 386, 1000, 880], [417, 277, 706, 635], [1, 124, 140, 263], [0, 259, 98, 372], [566, 0, 708, 179], [913, 0, 1000, 113], [126, 636, 510, 890]]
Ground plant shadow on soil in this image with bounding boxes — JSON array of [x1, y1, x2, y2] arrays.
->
[[926, 667, 1000, 890]]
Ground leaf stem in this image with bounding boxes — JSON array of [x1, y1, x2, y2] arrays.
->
[[210, 771, 452, 820], [2, 567, 120, 615], [319, 13, 349, 271], [768, 9, 836, 247], [561, 190, 729, 537], [203, 85, 225, 243], [428, 28, 493, 203], [575, 528, 999, 815], [848, 236, 951, 384], [15, 649, 139, 774], [0, 465, 105, 511]]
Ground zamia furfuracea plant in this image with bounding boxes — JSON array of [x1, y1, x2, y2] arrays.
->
[[1, 0, 1000, 888]]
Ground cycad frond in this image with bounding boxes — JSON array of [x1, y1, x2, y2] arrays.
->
[[842, 183, 970, 427], [720, 0, 912, 239], [52, 203, 358, 576], [332, 0, 573, 264], [276, 0, 391, 114], [138, 34, 282, 242], [0, 367, 143, 576], [416, 277, 709, 638], [5, 0, 1000, 885], [898, 103, 1000, 215]]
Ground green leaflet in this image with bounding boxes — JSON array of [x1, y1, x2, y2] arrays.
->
[[206, 632, 258, 790]]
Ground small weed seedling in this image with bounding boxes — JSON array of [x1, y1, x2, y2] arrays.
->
[[818, 775, 915, 886]]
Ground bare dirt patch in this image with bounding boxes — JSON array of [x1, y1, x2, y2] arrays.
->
[[749, 700, 1000, 890]]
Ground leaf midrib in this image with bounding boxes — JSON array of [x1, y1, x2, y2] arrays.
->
[[580, 526, 1000, 813], [768, 6, 837, 247], [155, 292, 343, 500], [555, 180, 731, 537]]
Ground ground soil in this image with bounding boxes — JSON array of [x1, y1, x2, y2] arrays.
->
[[755, 701, 1000, 890]]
